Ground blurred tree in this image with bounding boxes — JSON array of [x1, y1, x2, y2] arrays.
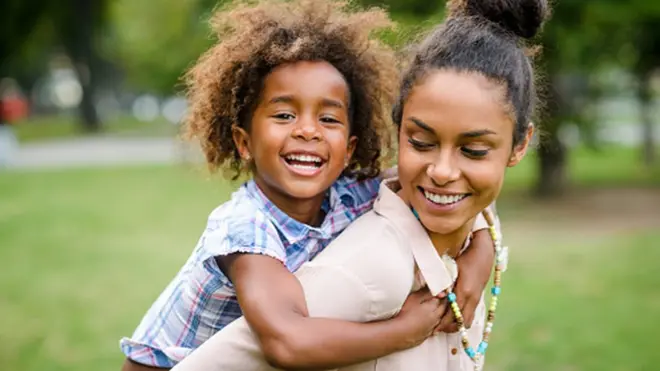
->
[[1, 0, 111, 132], [0, 0, 54, 95], [626, 9, 660, 166], [0, 1, 49, 72], [108, 0, 218, 95], [53, 0, 111, 132], [587, 1, 660, 166]]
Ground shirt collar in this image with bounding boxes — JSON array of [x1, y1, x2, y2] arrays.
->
[[372, 177, 458, 296], [244, 180, 357, 245]]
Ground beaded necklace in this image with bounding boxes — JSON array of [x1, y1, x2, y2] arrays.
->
[[411, 208, 508, 371]]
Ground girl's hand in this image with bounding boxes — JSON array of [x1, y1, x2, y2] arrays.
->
[[436, 229, 494, 333], [393, 288, 447, 348]]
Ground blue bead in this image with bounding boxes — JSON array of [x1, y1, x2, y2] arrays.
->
[[465, 347, 476, 358], [491, 287, 501, 296], [478, 342, 488, 354], [448, 292, 457, 303], [411, 208, 420, 220]]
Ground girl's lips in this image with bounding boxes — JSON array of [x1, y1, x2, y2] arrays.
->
[[281, 156, 326, 177]]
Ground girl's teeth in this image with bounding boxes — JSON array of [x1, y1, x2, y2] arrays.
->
[[290, 163, 318, 171], [286, 154, 322, 163], [423, 190, 466, 205]]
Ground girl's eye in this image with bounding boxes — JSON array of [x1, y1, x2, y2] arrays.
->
[[273, 113, 295, 120], [320, 116, 341, 124], [461, 147, 489, 158], [408, 138, 435, 151]]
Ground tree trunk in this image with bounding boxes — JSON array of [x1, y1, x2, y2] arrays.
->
[[536, 130, 567, 197], [638, 74, 656, 166], [535, 75, 568, 198], [74, 62, 101, 132], [60, 0, 103, 132]]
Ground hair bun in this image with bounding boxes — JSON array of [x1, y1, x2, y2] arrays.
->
[[449, 0, 549, 39]]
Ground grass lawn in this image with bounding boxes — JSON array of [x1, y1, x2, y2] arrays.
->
[[1, 156, 659, 370], [11, 115, 179, 143]]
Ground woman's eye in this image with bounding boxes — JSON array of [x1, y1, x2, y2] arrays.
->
[[273, 113, 295, 120], [408, 138, 435, 151], [461, 147, 489, 158]]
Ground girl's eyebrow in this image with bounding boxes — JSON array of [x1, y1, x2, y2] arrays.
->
[[321, 98, 345, 109], [268, 96, 345, 110], [268, 95, 294, 105]]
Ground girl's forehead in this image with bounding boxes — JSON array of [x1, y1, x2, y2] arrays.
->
[[261, 61, 350, 103]]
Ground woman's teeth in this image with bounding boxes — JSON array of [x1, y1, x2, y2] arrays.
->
[[423, 190, 467, 205]]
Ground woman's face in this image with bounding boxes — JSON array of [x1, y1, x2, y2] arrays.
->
[[398, 69, 531, 235]]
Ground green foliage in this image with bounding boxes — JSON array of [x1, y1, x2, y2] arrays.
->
[[107, 0, 217, 94]]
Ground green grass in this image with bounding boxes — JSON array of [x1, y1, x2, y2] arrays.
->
[[12, 115, 179, 143], [1, 159, 658, 370], [504, 145, 660, 190]]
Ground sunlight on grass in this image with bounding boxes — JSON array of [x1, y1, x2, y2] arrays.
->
[[1, 160, 658, 371]]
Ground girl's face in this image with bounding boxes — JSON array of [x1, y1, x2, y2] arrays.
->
[[233, 61, 356, 205], [398, 70, 531, 236]]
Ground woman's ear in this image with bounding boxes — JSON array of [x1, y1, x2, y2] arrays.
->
[[508, 123, 534, 167]]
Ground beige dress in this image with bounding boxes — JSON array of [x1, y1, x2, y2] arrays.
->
[[172, 178, 500, 371]]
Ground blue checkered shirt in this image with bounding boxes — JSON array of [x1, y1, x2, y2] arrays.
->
[[120, 176, 381, 367]]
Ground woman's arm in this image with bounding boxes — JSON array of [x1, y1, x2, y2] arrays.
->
[[214, 253, 444, 370]]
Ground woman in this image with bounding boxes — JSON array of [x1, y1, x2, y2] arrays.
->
[[172, 0, 546, 369]]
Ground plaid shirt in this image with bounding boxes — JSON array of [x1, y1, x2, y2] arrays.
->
[[120, 176, 381, 368]]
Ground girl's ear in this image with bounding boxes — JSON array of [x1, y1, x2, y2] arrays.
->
[[345, 136, 357, 167], [232, 125, 252, 161]]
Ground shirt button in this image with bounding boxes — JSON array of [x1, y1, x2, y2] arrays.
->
[[451, 348, 458, 355]]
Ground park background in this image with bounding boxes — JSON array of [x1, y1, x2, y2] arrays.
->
[[1, 0, 659, 370]]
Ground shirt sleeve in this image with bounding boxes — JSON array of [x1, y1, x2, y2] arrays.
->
[[203, 206, 287, 264], [121, 207, 286, 368]]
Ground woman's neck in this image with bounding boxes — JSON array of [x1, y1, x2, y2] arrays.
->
[[395, 184, 473, 258], [428, 222, 474, 258]]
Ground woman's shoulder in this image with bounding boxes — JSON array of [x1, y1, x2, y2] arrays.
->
[[307, 210, 415, 318]]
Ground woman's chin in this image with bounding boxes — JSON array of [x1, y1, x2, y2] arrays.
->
[[420, 218, 463, 236]]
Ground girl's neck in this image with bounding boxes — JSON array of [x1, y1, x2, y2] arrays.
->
[[253, 178, 326, 227]]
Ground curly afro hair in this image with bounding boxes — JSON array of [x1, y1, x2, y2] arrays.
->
[[183, 0, 399, 180]]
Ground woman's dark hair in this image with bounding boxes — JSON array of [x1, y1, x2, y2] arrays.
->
[[392, 0, 549, 145]]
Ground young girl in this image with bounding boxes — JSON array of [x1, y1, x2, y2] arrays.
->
[[120, 0, 500, 369], [169, 0, 547, 370]]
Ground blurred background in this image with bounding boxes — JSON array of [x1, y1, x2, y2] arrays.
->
[[1, 0, 659, 370]]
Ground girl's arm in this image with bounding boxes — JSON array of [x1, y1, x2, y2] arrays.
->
[[214, 253, 444, 370], [436, 203, 501, 332], [121, 360, 168, 371]]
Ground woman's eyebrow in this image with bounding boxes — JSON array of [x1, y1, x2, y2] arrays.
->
[[409, 116, 434, 133], [460, 129, 497, 138]]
